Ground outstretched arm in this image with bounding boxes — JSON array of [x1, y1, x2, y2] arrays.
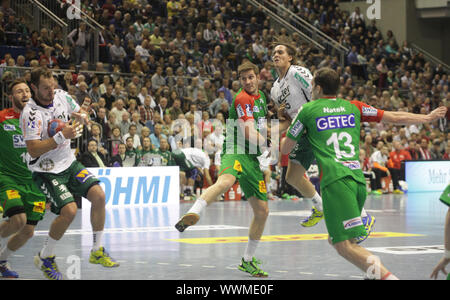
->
[[382, 106, 447, 125]]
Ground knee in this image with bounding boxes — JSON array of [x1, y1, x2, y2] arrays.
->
[[9, 214, 27, 232], [88, 186, 106, 208], [60, 202, 78, 223], [256, 205, 269, 220]]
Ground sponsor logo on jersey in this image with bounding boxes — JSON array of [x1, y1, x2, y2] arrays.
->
[[39, 158, 55, 172], [236, 104, 245, 118], [294, 72, 310, 89], [289, 120, 304, 137], [253, 105, 260, 113], [75, 169, 94, 183], [3, 124, 15, 131], [233, 160, 243, 172], [316, 114, 355, 131], [343, 217, 363, 230], [13, 134, 26, 148], [338, 160, 361, 170], [323, 106, 346, 114], [244, 104, 253, 117], [362, 106, 378, 117]]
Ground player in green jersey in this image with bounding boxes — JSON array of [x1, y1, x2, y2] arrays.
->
[[430, 184, 450, 280], [281, 67, 447, 279], [0, 79, 47, 278], [175, 62, 271, 277]]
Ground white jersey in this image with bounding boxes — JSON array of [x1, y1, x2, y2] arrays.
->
[[181, 147, 210, 169], [270, 65, 313, 120], [20, 89, 80, 173]]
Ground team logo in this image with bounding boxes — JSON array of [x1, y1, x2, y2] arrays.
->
[[75, 169, 94, 183], [39, 158, 55, 171]]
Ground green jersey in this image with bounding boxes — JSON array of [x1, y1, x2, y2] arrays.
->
[[0, 108, 31, 183], [286, 98, 384, 188], [222, 88, 268, 157]]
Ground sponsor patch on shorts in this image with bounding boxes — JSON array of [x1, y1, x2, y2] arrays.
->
[[32, 201, 45, 213], [258, 180, 267, 193], [343, 217, 363, 230], [75, 169, 93, 183], [6, 190, 20, 200]]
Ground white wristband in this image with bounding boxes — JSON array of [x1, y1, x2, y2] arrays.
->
[[445, 249, 450, 259], [53, 131, 67, 145]]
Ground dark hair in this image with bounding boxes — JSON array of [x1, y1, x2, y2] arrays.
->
[[271, 40, 298, 65], [30, 67, 53, 87], [8, 78, 27, 95], [314, 67, 340, 95]]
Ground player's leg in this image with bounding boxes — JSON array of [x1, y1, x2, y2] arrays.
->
[[0, 213, 27, 278], [69, 163, 118, 268], [324, 177, 397, 279], [285, 160, 324, 227], [175, 173, 236, 232], [237, 158, 269, 277]]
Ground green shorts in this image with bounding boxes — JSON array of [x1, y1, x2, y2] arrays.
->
[[288, 137, 316, 170], [219, 154, 267, 201], [440, 184, 450, 207], [32, 161, 100, 215], [321, 176, 367, 244], [0, 175, 46, 224]]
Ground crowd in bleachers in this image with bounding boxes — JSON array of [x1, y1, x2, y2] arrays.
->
[[0, 0, 448, 197]]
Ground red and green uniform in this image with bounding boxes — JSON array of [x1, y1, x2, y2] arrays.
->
[[219, 88, 268, 201], [0, 108, 46, 224], [287, 98, 384, 243]]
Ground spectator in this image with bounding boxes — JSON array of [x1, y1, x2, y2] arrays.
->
[[122, 123, 142, 150], [150, 123, 168, 149], [110, 98, 128, 123], [209, 90, 228, 117], [109, 143, 126, 167], [68, 22, 90, 65], [109, 36, 127, 70], [370, 145, 391, 193], [80, 139, 107, 168], [418, 138, 432, 160]]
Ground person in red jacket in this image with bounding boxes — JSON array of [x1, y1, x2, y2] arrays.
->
[[388, 141, 412, 194]]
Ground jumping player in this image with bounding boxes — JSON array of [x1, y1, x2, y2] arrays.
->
[[281, 67, 447, 279], [175, 62, 271, 277]]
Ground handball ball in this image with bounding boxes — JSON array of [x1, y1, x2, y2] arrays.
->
[[47, 119, 66, 137]]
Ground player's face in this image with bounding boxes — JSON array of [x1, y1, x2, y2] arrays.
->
[[11, 83, 31, 111], [239, 69, 259, 95], [272, 45, 292, 69], [34, 76, 55, 105]]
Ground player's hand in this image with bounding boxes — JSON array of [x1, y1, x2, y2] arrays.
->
[[277, 103, 287, 121], [428, 106, 447, 121], [430, 257, 449, 279], [61, 120, 83, 140]]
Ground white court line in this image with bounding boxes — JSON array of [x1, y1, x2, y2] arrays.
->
[[33, 225, 247, 236]]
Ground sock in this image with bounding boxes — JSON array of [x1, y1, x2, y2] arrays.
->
[[92, 231, 103, 251], [244, 239, 259, 262], [361, 208, 368, 218], [40, 236, 58, 258], [381, 272, 399, 280], [310, 192, 323, 211], [187, 198, 208, 215], [0, 235, 8, 247], [0, 245, 13, 261]]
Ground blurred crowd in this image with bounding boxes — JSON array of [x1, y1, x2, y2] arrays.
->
[[0, 0, 448, 197]]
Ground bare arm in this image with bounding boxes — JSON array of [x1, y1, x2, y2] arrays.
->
[[382, 106, 447, 125], [280, 136, 297, 155]]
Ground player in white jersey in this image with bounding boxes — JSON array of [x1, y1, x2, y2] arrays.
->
[[20, 67, 118, 280], [271, 43, 374, 237]]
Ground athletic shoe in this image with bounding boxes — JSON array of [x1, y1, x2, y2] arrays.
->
[[238, 257, 268, 277], [34, 253, 63, 280], [393, 189, 404, 194], [300, 206, 324, 227], [370, 190, 383, 195], [174, 213, 200, 232], [0, 260, 18, 278], [355, 214, 376, 244], [89, 247, 120, 267]]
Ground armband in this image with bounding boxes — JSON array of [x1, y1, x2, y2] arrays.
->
[[53, 131, 67, 145]]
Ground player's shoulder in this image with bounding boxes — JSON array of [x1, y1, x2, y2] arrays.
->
[[290, 65, 313, 77]]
